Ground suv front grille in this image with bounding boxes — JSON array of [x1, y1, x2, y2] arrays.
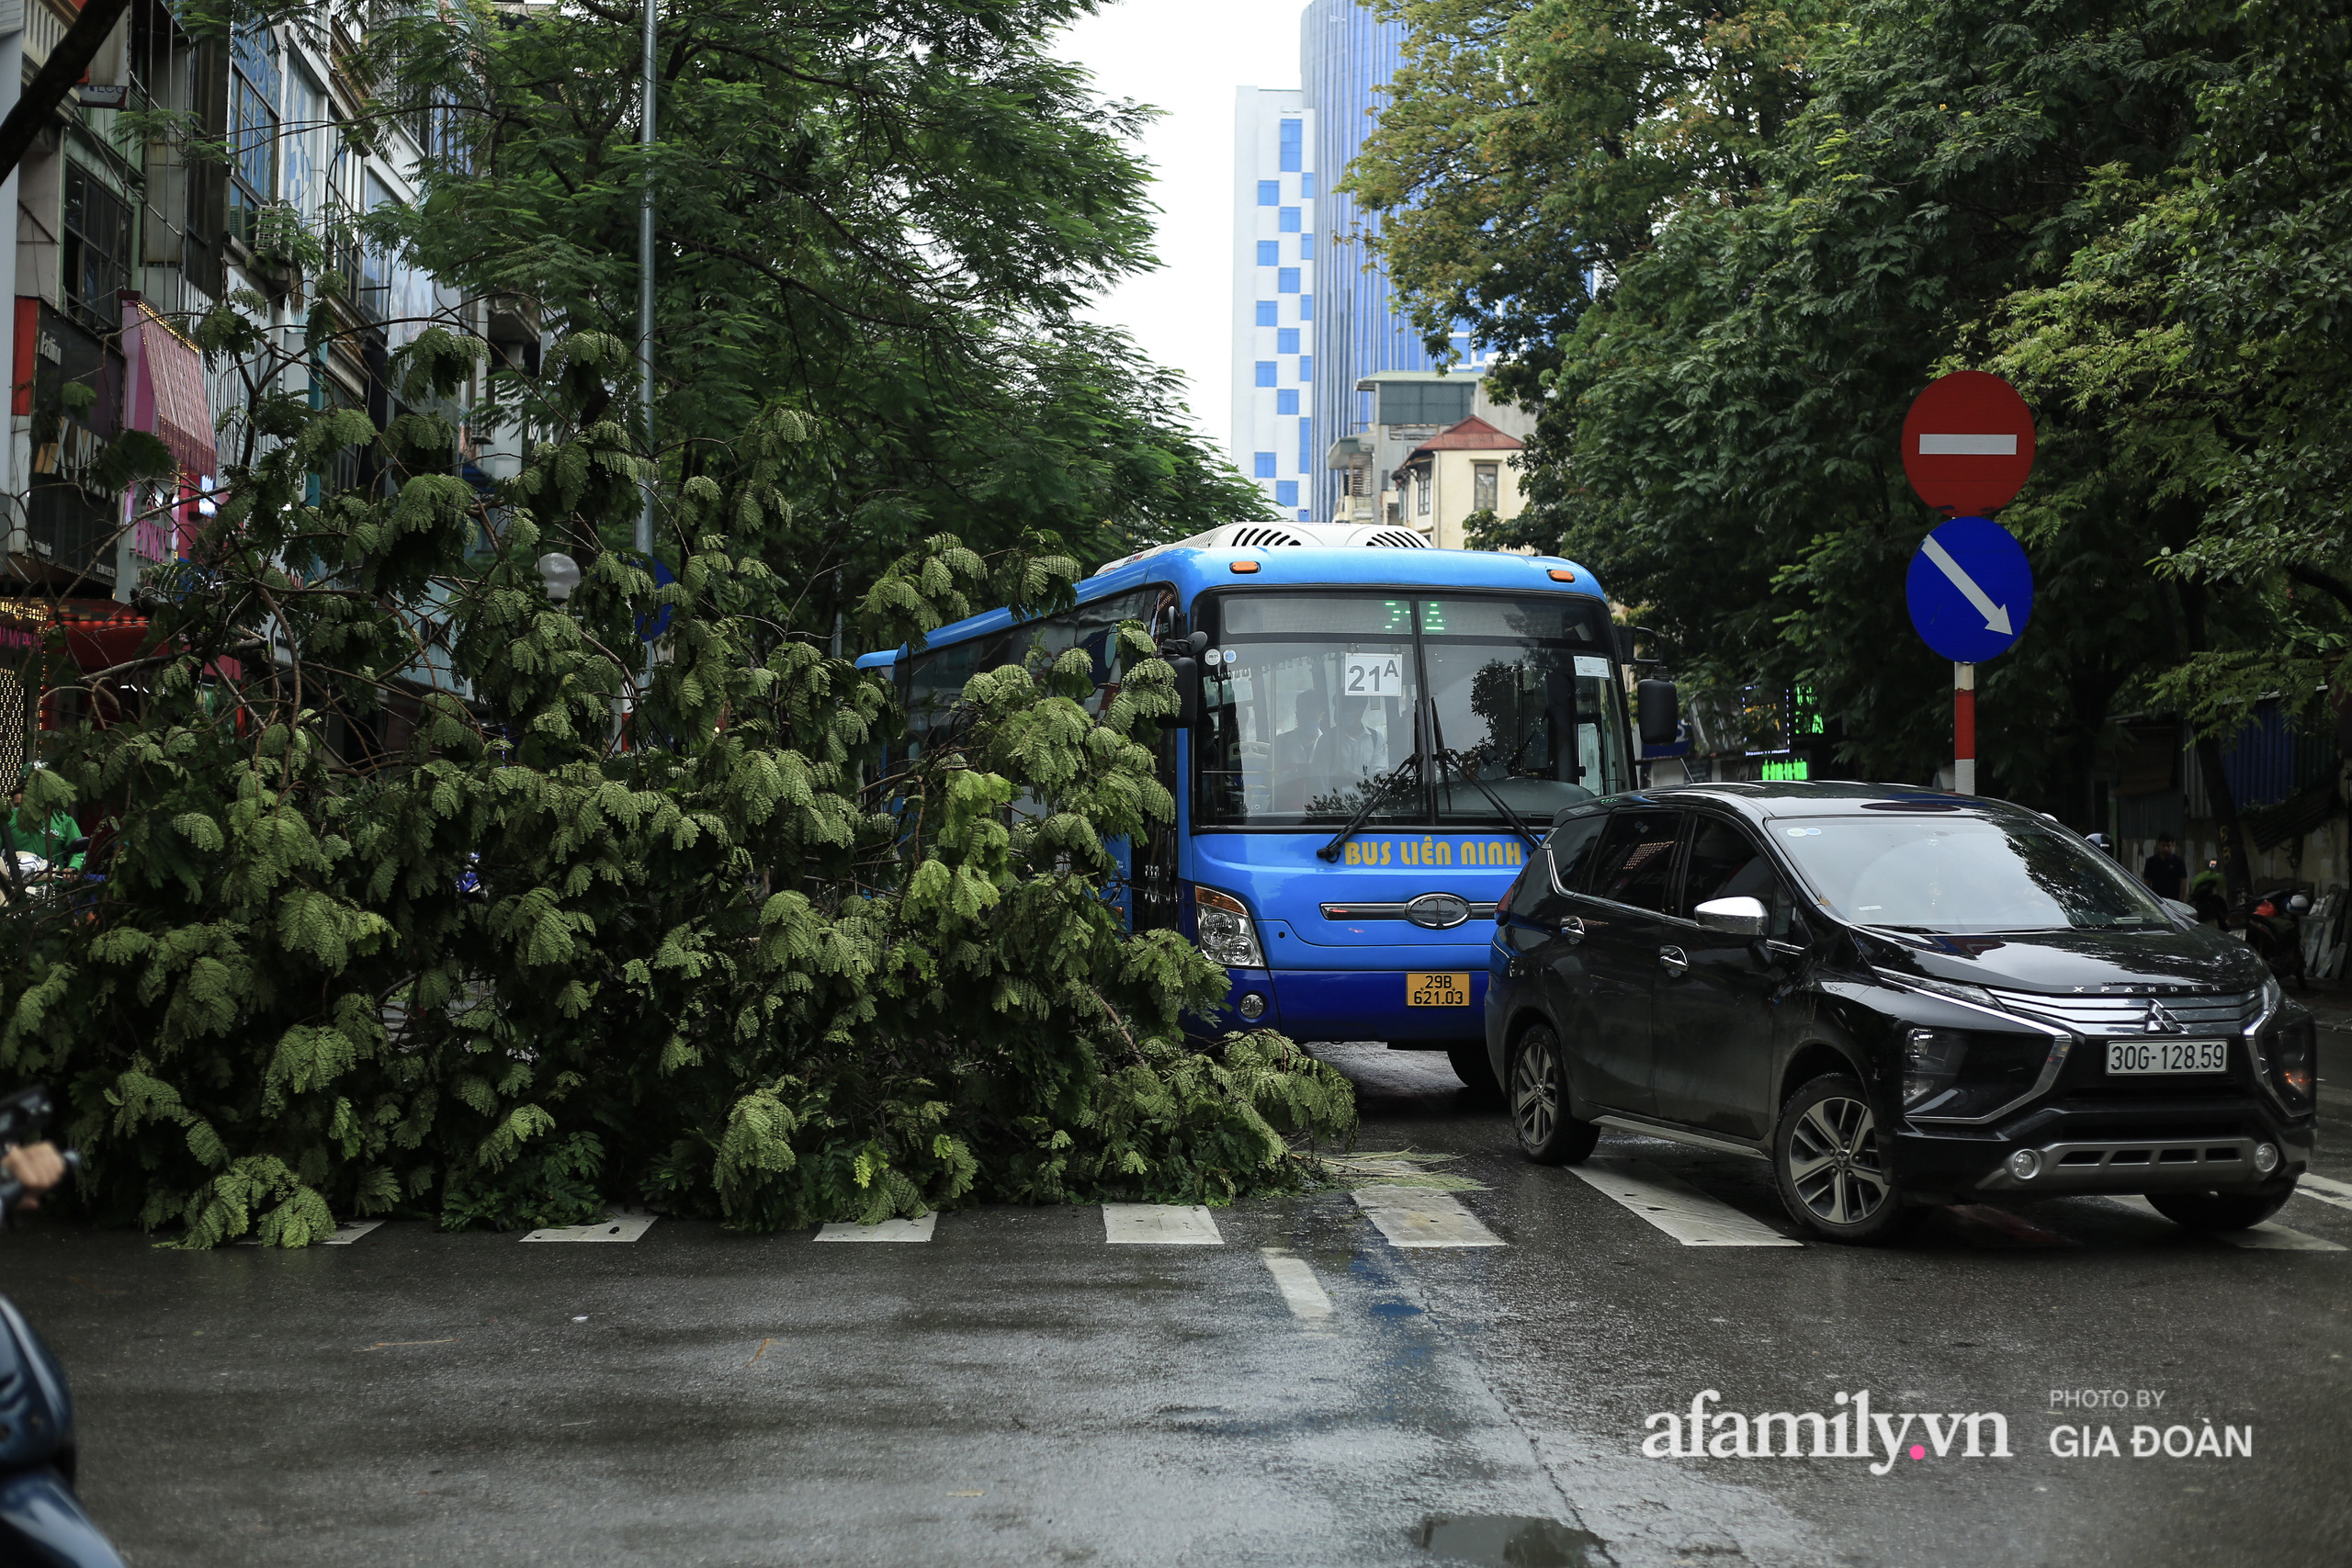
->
[[1985, 987, 2256, 1037]]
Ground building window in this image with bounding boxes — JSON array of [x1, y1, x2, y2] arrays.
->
[[229, 18, 282, 248], [1299, 232, 1316, 261], [1298, 294, 1314, 321], [1277, 266, 1300, 293], [1276, 389, 1298, 414], [62, 166, 130, 338], [1302, 172, 1316, 198], [1258, 180, 1279, 207], [1254, 452, 1276, 478], [1473, 463, 1499, 513], [1279, 118, 1302, 173], [1417, 470, 1431, 515], [1276, 327, 1299, 354], [1298, 355, 1313, 381], [1278, 206, 1300, 232], [1297, 509, 1313, 522], [1255, 361, 1276, 388], [1275, 480, 1298, 506], [1257, 241, 1279, 266], [1255, 300, 1276, 326], [1299, 421, 1316, 474]]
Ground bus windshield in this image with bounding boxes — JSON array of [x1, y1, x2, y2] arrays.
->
[[1193, 592, 1632, 829]]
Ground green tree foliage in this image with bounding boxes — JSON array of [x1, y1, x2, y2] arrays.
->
[[1354, 0, 2346, 837], [0, 2, 1348, 1244], [373, 0, 1269, 615]]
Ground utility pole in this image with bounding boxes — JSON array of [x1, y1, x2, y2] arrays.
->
[[635, 0, 657, 560]]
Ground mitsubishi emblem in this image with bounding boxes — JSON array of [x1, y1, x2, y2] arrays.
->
[[2143, 1002, 2185, 1035]]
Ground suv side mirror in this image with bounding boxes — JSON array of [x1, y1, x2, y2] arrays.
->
[[1636, 678, 1679, 747], [1694, 896, 1768, 937]]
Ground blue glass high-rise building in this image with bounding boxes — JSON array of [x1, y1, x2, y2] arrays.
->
[[1299, 0, 1486, 525]]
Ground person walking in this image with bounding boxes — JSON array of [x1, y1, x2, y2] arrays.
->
[[2141, 835, 2188, 901]]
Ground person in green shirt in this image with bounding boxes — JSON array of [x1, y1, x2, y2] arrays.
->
[[4, 777, 81, 872]]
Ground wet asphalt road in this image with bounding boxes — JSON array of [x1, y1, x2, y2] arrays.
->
[[6, 1044, 2352, 1568]]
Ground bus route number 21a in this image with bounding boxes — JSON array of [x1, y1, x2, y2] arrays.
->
[[1346, 651, 1406, 698]]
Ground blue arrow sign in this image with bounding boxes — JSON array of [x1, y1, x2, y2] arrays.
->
[[1905, 515, 2032, 663]]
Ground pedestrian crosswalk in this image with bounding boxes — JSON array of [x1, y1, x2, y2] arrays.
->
[[268, 1161, 2352, 1258]]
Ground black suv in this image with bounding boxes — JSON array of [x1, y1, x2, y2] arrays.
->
[[1485, 782, 2318, 1243]]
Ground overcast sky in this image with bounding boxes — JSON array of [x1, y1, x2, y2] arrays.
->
[[1057, 1, 1307, 454]]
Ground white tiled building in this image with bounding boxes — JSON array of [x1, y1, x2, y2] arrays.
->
[[1227, 87, 1315, 524]]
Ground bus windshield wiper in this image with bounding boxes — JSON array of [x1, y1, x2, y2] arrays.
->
[[1430, 707, 1542, 853], [1316, 755, 1424, 863]]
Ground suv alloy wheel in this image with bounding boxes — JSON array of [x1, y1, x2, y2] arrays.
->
[[1510, 1025, 1599, 1165], [1773, 1073, 1920, 1245]]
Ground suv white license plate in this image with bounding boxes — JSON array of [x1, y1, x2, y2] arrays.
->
[[2106, 1039, 2229, 1076]]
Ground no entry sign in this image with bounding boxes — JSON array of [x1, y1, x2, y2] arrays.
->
[[1901, 372, 2036, 515]]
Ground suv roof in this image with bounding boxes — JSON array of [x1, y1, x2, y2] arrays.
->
[[1558, 780, 2032, 825]]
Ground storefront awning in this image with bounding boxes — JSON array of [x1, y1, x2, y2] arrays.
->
[[123, 301, 216, 480]]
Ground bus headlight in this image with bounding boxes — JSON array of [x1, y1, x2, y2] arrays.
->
[[1194, 885, 1265, 968]]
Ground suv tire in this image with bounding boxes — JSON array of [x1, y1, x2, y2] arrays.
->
[[1510, 1026, 1599, 1165], [2146, 1180, 2297, 1233], [1772, 1073, 1921, 1245]]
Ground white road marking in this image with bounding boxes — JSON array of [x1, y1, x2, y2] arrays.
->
[[1919, 433, 2018, 455], [521, 1213, 656, 1243], [1569, 1159, 1801, 1247], [1261, 1249, 1333, 1323], [322, 1220, 385, 1247], [2111, 1197, 2345, 1252], [1102, 1203, 1223, 1245], [1351, 1185, 1505, 1247], [814, 1214, 937, 1242], [2293, 1172, 2352, 1215]]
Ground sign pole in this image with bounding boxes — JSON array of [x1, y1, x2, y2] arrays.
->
[[1953, 661, 1974, 795]]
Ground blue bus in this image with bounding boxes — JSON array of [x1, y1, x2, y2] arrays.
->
[[857, 528, 1662, 1088]]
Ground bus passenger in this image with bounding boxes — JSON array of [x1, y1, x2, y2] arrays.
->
[[1312, 694, 1388, 800], [1272, 689, 1326, 811]]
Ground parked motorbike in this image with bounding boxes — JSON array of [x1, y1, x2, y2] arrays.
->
[[0, 1086, 126, 1568], [2245, 885, 2312, 989]]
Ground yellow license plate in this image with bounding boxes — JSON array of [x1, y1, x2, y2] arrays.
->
[[1407, 971, 1471, 1008]]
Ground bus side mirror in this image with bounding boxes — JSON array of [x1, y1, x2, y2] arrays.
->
[[1636, 679, 1679, 747], [1170, 658, 1199, 727]]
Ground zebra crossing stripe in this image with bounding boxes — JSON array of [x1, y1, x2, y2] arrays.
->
[[814, 1214, 937, 1242], [2110, 1196, 2345, 1252], [521, 1213, 656, 1243], [1351, 1185, 1504, 1247], [1569, 1159, 1800, 1247], [1261, 1249, 1334, 1322], [2292, 1172, 2352, 1216], [1102, 1203, 1223, 1245]]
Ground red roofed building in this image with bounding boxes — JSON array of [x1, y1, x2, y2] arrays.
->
[[1385, 415, 1525, 549]]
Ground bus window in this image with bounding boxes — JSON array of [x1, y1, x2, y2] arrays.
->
[[1419, 595, 1628, 825]]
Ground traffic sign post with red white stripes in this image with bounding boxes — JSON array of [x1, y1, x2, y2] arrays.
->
[[1901, 373, 2037, 795]]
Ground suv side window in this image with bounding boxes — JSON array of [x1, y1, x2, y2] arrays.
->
[[1679, 815, 1798, 939], [1544, 812, 1610, 895], [1586, 809, 1682, 912]]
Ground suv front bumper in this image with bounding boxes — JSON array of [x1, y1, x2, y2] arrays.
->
[[1892, 1096, 2315, 1201]]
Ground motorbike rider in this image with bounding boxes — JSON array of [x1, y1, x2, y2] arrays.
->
[[2, 1141, 65, 1209]]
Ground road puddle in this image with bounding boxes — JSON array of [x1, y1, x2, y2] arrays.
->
[[1412, 1515, 1601, 1566]]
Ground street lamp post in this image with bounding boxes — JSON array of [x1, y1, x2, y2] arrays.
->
[[636, 0, 657, 560]]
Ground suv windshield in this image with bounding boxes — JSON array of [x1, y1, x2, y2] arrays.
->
[[1772, 812, 2170, 933], [1193, 592, 1632, 828]]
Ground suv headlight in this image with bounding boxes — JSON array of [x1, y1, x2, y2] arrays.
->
[[1194, 885, 1265, 968], [1904, 1029, 1967, 1109]]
